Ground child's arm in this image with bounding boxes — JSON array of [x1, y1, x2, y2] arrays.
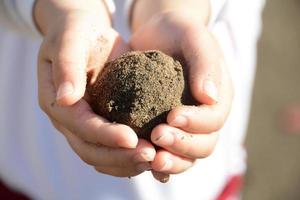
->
[[35, 0, 156, 178], [130, 0, 234, 181]]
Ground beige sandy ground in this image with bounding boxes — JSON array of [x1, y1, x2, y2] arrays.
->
[[242, 0, 300, 199]]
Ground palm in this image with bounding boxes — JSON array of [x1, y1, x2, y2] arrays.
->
[[130, 13, 187, 56], [128, 12, 234, 180]]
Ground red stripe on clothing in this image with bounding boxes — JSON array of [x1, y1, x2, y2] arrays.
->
[[217, 175, 243, 200], [0, 180, 29, 200]]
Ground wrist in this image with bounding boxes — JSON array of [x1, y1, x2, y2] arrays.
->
[[131, 0, 210, 32], [34, 0, 111, 35]]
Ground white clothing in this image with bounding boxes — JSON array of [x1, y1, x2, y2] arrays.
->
[[0, 0, 265, 199]]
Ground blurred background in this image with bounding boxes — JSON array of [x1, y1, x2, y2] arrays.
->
[[243, 0, 300, 199]]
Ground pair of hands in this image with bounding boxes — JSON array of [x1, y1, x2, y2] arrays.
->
[[36, 0, 233, 182]]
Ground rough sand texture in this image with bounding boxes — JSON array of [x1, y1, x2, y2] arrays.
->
[[87, 50, 188, 141]]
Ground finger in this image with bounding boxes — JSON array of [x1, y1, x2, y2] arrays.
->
[[151, 124, 218, 159], [38, 60, 138, 148], [61, 126, 156, 168], [182, 28, 222, 105], [52, 119, 155, 173], [151, 170, 170, 183], [167, 60, 233, 133], [51, 26, 90, 106], [151, 150, 195, 174], [51, 20, 125, 106]]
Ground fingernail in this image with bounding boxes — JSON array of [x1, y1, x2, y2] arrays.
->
[[160, 159, 173, 171], [133, 149, 155, 162], [56, 82, 74, 100], [154, 131, 174, 146], [169, 116, 187, 127], [203, 80, 218, 103], [136, 162, 152, 173]]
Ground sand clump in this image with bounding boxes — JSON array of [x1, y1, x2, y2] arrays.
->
[[87, 50, 190, 141]]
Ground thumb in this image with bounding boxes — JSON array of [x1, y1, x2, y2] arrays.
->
[[53, 30, 89, 106], [182, 29, 222, 105]]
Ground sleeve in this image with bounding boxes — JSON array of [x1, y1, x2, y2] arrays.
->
[[123, 0, 228, 29], [209, 0, 228, 26], [103, 0, 116, 14], [123, 0, 134, 28], [0, 0, 115, 38], [0, 0, 40, 37]]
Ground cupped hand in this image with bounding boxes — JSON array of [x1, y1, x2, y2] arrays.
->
[[130, 11, 233, 181], [36, 0, 156, 177]]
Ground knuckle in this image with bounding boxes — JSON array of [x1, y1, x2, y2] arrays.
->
[[54, 54, 85, 73], [55, 56, 75, 67]]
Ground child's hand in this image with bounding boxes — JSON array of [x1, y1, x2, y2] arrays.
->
[[36, 0, 156, 177], [130, 10, 233, 181]]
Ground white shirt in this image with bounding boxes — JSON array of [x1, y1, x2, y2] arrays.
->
[[0, 0, 265, 199]]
